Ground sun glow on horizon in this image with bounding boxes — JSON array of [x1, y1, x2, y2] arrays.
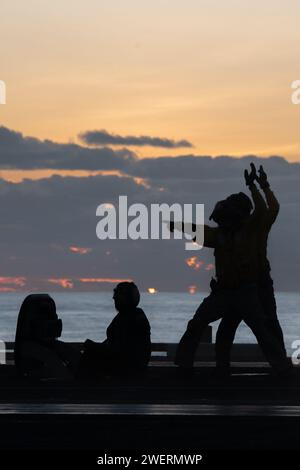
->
[[188, 285, 197, 294], [147, 287, 157, 294], [79, 278, 133, 284], [48, 278, 74, 289], [69, 246, 92, 255]]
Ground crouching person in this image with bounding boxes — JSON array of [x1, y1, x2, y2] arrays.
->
[[79, 282, 151, 379], [14, 294, 80, 379]]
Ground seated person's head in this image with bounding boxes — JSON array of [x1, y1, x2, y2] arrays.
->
[[16, 294, 62, 344], [113, 282, 140, 312], [209, 192, 252, 229], [15, 294, 64, 376]]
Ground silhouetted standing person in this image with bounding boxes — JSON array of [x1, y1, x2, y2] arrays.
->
[[215, 165, 286, 374], [170, 164, 290, 375], [79, 282, 151, 378]]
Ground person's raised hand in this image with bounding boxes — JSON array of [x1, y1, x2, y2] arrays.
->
[[244, 162, 257, 187], [255, 165, 269, 189]]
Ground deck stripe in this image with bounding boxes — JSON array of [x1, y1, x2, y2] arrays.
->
[[0, 403, 300, 417]]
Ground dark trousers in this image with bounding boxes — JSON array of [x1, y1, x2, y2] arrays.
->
[[215, 279, 286, 369], [77, 341, 120, 379], [77, 341, 146, 379], [175, 284, 289, 373]]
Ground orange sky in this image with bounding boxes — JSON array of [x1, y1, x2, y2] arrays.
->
[[1, 0, 300, 167]]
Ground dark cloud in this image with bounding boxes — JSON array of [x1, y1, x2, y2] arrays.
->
[[130, 154, 297, 181], [0, 126, 136, 170], [0, 126, 299, 291], [0, 162, 299, 291], [79, 129, 193, 148], [1, 127, 300, 182]]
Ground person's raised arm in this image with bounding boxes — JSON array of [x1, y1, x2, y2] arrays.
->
[[244, 163, 268, 223], [255, 165, 279, 226], [168, 220, 217, 248]]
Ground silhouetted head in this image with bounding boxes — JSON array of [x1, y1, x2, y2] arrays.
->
[[226, 192, 253, 219], [209, 200, 227, 226], [209, 193, 253, 229], [209, 199, 239, 228], [14, 293, 62, 371], [15, 294, 62, 344], [113, 282, 140, 312]]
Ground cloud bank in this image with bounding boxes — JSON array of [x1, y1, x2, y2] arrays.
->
[[79, 129, 193, 148], [0, 125, 299, 291], [0, 126, 136, 170]]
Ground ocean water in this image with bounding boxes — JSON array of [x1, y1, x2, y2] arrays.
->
[[0, 292, 299, 354]]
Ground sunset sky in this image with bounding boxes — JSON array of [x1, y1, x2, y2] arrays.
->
[[1, 0, 300, 167], [1, 1, 300, 292]]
